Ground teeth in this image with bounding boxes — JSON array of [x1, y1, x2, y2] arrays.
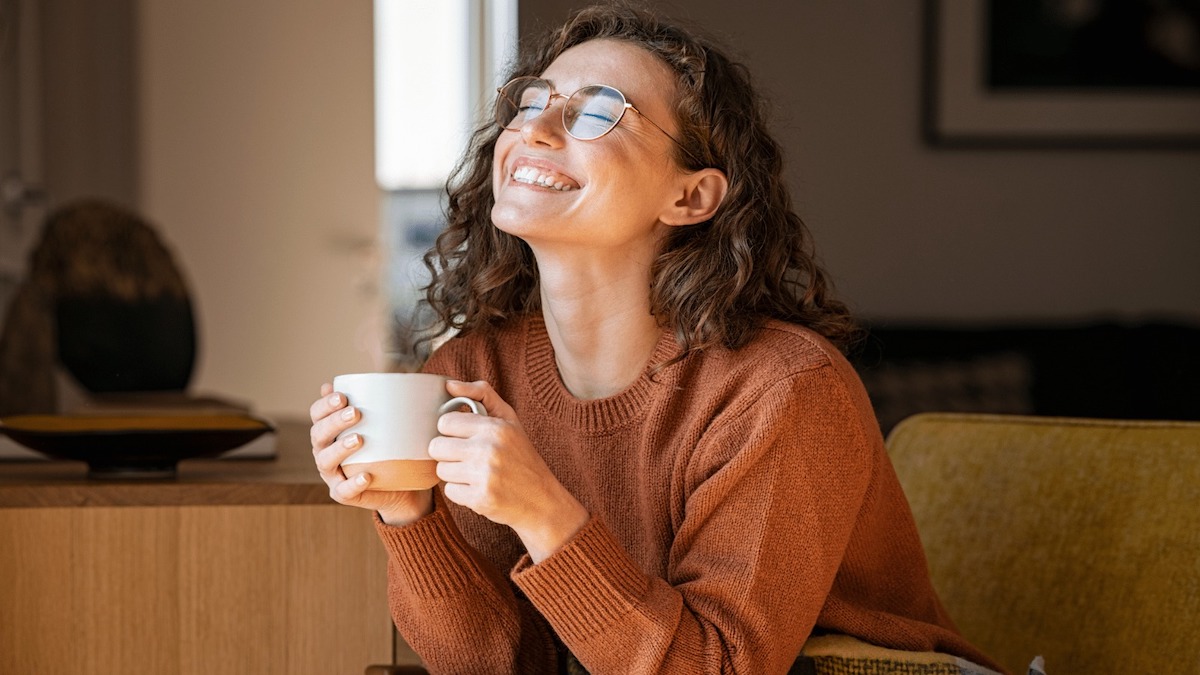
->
[[512, 165, 577, 191]]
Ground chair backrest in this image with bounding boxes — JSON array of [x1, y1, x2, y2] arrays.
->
[[886, 413, 1200, 675]]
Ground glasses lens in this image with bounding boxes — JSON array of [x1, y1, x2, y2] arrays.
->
[[564, 86, 625, 140], [496, 78, 550, 129]]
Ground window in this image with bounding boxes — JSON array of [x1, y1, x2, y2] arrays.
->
[[374, 0, 517, 366], [374, 0, 517, 190]]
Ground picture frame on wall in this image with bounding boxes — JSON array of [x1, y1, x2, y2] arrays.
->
[[923, 0, 1200, 148]]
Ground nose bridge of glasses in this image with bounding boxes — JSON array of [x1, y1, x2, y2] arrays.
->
[[505, 89, 591, 135], [526, 92, 570, 132], [545, 91, 572, 118]]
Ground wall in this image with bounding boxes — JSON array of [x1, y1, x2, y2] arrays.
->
[[520, 0, 1200, 322], [137, 0, 382, 418], [41, 0, 138, 208], [2, 0, 137, 318]]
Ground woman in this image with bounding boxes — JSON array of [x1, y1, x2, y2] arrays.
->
[[310, 5, 1002, 674]]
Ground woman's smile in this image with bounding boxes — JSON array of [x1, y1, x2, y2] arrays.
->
[[508, 156, 582, 192]]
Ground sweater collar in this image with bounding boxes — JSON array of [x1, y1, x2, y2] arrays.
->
[[522, 314, 683, 435]]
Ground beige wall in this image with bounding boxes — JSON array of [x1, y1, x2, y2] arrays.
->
[[41, 0, 138, 209], [137, 0, 382, 418]]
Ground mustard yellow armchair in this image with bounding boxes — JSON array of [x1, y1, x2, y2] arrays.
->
[[886, 413, 1200, 675]]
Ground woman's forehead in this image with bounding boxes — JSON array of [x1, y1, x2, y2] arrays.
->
[[541, 39, 676, 102]]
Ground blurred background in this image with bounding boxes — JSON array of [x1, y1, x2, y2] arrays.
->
[[1, 0, 1197, 424]]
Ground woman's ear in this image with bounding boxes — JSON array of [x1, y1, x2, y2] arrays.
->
[[660, 168, 729, 227]]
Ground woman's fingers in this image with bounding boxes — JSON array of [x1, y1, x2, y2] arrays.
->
[[446, 379, 518, 423], [441, 481, 473, 510], [309, 386, 340, 423], [433, 459, 463, 485], [310, 400, 359, 451], [431, 444, 480, 486], [435, 408, 494, 441], [309, 385, 360, 449], [331, 471, 372, 502], [314, 432, 363, 477], [309, 383, 364, 493]]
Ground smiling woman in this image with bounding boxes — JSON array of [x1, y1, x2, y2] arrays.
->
[[309, 4, 1006, 674]]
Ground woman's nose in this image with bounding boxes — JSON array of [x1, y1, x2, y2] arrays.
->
[[520, 99, 567, 148]]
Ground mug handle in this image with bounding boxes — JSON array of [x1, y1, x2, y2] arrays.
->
[[438, 396, 487, 417]]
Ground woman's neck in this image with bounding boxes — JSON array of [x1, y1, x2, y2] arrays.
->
[[534, 253, 663, 400]]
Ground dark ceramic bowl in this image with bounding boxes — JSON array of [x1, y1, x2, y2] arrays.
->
[[0, 414, 273, 478]]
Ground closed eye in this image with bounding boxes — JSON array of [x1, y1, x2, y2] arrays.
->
[[581, 111, 618, 124]]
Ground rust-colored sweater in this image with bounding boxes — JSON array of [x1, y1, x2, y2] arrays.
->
[[374, 315, 1001, 674]]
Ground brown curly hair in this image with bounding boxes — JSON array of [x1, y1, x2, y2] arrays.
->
[[417, 3, 859, 359]]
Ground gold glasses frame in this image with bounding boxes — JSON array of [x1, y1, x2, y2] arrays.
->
[[495, 76, 701, 166]]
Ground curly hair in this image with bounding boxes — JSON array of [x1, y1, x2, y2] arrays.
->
[[416, 3, 859, 360]]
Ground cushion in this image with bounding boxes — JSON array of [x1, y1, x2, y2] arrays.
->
[[791, 635, 1007, 675]]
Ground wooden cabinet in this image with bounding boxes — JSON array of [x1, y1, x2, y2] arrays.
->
[[0, 422, 412, 675]]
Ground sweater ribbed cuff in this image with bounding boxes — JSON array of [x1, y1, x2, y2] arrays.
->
[[510, 516, 649, 641], [373, 493, 490, 599]]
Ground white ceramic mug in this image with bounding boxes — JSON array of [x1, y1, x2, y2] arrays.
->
[[333, 373, 486, 491]]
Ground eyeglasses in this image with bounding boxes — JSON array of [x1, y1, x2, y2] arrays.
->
[[494, 76, 698, 164]]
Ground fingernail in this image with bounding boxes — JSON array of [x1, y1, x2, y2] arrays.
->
[[329, 393, 342, 406], [341, 407, 355, 421], [342, 433, 360, 448], [355, 473, 369, 486]]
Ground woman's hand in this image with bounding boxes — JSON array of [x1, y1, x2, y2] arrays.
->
[[309, 382, 433, 525], [430, 379, 589, 563]]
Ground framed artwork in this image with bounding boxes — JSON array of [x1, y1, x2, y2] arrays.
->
[[923, 0, 1200, 148]]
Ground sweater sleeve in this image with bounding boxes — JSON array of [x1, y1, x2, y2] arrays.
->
[[510, 364, 876, 674], [374, 490, 560, 674]]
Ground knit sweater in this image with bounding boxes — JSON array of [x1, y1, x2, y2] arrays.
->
[[374, 314, 1002, 674]]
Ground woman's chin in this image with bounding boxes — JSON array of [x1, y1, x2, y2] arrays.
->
[[491, 201, 559, 237]]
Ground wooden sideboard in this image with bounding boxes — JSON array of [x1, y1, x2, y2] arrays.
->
[[0, 420, 418, 675]]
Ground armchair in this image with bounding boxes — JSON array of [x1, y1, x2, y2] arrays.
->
[[886, 413, 1200, 674]]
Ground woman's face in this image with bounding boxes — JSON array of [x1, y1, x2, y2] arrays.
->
[[490, 39, 688, 255]]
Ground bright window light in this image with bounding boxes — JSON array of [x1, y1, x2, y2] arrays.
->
[[374, 0, 517, 191]]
